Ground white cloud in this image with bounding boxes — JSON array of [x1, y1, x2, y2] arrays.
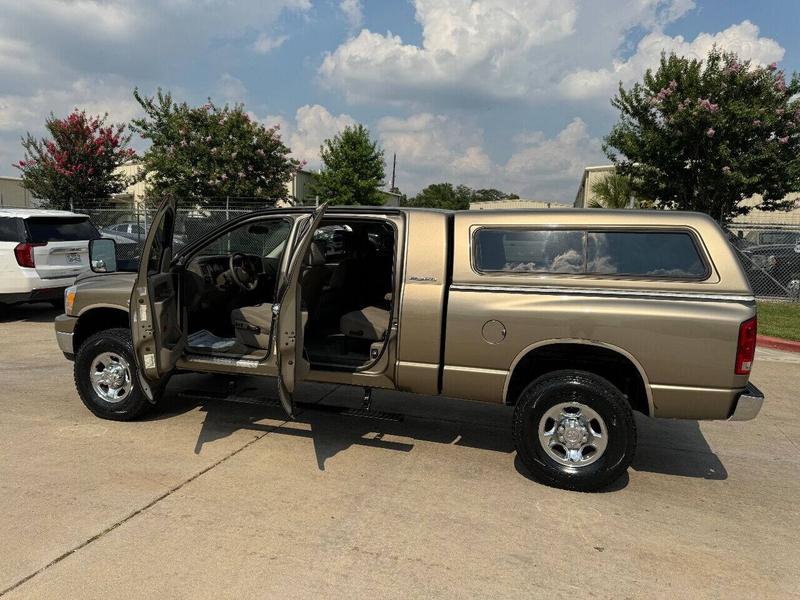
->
[[377, 113, 604, 200], [0, 77, 143, 175], [339, 0, 363, 29], [559, 20, 785, 100], [319, 0, 783, 109], [264, 104, 357, 169], [215, 74, 247, 103], [253, 33, 289, 54]]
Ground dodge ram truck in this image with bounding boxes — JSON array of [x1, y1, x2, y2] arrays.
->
[[54, 201, 764, 491]]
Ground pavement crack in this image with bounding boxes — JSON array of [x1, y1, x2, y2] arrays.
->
[[0, 384, 340, 598]]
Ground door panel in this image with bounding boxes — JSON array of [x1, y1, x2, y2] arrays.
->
[[275, 203, 328, 417], [131, 198, 184, 390]]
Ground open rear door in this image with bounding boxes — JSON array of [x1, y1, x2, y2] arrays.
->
[[130, 197, 184, 400], [275, 203, 328, 417]]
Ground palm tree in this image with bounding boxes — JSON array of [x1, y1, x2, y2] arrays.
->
[[589, 173, 651, 209]]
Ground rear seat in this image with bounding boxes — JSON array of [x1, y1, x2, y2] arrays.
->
[[339, 306, 390, 341]]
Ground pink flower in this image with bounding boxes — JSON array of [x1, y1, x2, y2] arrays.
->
[[768, 62, 778, 71], [256, 148, 265, 156], [753, 119, 762, 127], [778, 136, 789, 144], [722, 166, 731, 174], [220, 173, 228, 181], [706, 127, 715, 138], [238, 171, 245, 178], [698, 98, 719, 112]]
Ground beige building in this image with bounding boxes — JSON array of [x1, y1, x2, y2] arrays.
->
[[0, 176, 37, 208], [573, 165, 616, 208], [470, 199, 567, 210], [114, 162, 330, 206]]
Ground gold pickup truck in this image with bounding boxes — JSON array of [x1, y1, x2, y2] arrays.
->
[[54, 201, 763, 491]]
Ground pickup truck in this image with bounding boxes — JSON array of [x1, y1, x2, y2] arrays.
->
[[54, 201, 764, 491]]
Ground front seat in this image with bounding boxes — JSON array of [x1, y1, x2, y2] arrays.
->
[[231, 304, 273, 349], [339, 306, 390, 341]]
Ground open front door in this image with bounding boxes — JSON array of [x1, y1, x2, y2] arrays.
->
[[130, 197, 184, 400], [275, 203, 328, 417]]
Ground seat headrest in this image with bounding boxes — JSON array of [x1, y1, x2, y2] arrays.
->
[[305, 241, 325, 266]]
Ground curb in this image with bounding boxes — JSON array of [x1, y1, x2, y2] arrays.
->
[[758, 334, 800, 353]]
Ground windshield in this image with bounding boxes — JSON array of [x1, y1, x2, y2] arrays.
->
[[26, 217, 100, 243]]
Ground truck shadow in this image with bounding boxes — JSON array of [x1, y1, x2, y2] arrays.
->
[[0, 303, 61, 323], [154, 375, 727, 488]]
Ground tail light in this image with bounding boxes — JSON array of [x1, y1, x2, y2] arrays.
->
[[735, 316, 757, 375], [14, 242, 45, 268]]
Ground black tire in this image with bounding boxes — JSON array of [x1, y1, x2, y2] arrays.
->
[[512, 370, 636, 492], [74, 328, 158, 421]]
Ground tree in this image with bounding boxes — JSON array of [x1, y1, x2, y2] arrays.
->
[[472, 188, 519, 202], [312, 124, 385, 205], [604, 48, 800, 223], [15, 110, 134, 209], [408, 183, 473, 210], [131, 89, 298, 204], [588, 173, 652, 208]]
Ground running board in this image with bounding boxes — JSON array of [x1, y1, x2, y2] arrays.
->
[[177, 389, 404, 422]]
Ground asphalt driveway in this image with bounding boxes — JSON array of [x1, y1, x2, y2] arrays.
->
[[1, 303, 798, 599]]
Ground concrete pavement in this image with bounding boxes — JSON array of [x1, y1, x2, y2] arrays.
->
[[1, 303, 798, 599]]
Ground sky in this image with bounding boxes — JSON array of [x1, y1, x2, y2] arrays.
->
[[0, 0, 798, 203]]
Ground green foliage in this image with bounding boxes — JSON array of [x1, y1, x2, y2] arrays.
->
[[311, 124, 385, 205], [472, 188, 519, 202], [588, 173, 652, 209], [408, 183, 473, 210], [15, 110, 133, 209], [604, 48, 800, 222], [408, 184, 519, 209], [131, 89, 298, 205]]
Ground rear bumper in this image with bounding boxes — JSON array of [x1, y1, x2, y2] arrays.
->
[[0, 286, 67, 304], [54, 313, 78, 359], [728, 382, 764, 421]]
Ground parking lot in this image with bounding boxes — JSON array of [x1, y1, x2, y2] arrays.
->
[[1, 303, 798, 599]]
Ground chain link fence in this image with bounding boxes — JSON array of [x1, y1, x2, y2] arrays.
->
[[68, 197, 287, 265], [727, 218, 800, 301]]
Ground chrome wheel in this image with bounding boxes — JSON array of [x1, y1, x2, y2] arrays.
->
[[89, 352, 132, 404], [538, 402, 608, 467]]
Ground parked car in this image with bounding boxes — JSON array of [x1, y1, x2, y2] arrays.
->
[[0, 208, 100, 310], [54, 203, 763, 491], [740, 242, 800, 296], [100, 221, 146, 241]]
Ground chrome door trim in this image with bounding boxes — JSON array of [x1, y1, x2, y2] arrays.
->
[[450, 283, 754, 303]]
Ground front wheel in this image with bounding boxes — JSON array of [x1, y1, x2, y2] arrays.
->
[[513, 370, 636, 492], [74, 328, 159, 421]]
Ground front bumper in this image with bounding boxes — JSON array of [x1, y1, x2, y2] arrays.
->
[[728, 382, 764, 421], [54, 313, 77, 359]]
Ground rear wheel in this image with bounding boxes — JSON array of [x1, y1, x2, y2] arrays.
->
[[74, 328, 159, 421], [513, 370, 636, 492]]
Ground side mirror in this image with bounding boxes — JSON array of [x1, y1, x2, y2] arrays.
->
[[90, 238, 118, 273]]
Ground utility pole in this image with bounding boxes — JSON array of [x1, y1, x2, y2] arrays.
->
[[390, 153, 397, 191]]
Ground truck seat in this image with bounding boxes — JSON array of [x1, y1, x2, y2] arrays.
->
[[340, 306, 390, 341], [231, 303, 272, 349]]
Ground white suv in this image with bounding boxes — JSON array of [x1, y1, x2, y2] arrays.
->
[[0, 208, 100, 310]]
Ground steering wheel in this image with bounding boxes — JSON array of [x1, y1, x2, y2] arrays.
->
[[229, 253, 259, 291]]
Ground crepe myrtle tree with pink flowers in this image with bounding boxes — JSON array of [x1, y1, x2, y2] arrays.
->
[[131, 89, 300, 206], [15, 110, 135, 210], [604, 48, 800, 223]]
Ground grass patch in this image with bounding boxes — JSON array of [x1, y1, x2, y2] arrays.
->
[[757, 301, 800, 341]]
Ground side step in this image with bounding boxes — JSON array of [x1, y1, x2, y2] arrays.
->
[[177, 389, 403, 422]]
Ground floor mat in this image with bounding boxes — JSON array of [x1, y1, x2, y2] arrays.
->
[[187, 329, 242, 355]]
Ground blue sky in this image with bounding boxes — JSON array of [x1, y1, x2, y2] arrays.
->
[[0, 0, 797, 202]]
